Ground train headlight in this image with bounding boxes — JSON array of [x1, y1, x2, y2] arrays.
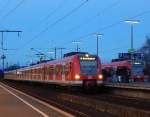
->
[[75, 74, 80, 80], [85, 54, 89, 57], [98, 74, 103, 80]]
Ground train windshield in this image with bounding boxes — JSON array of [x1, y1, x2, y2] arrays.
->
[[132, 64, 144, 76], [80, 57, 98, 75]]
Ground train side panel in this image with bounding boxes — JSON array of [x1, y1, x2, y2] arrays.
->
[[4, 54, 103, 87]]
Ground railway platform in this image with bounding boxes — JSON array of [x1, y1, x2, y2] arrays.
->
[[104, 82, 150, 90], [104, 82, 150, 100], [0, 82, 74, 117]]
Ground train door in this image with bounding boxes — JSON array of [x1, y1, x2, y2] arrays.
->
[[69, 62, 73, 81], [102, 67, 113, 82], [37, 68, 40, 81], [28, 70, 31, 80], [49, 65, 54, 80], [45, 66, 49, 80], [42, 67, 45, 81], [64, 62, 72, 81], [39, 68, 42, 80], [62, 65, 65, 81], [33, 69, 35, 80], [116, 67, 129, 83], [56, 65, 62, 80]]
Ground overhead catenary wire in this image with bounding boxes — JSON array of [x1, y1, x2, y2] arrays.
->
[[56, 8, 150, 49], [19, 1, 150, 58], [72, 9, 150, 42], [55, 0, 121, 47], [64, 0, 121, 35], [0, 0, 25, 24], [20, 0, 89, 49], [31, 0, 67, 31], [97, 9, 150, 32], [0, 0, 10, 14]]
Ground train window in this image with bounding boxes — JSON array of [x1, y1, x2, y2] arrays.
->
[[64, 63, 70, 75], [55, 65, 62, 75], [47, 66, 50, 74], [50, 66, 54, 75], [54, 66, 57, 75], [37, 68, 40, 76], [59, 65, 62, 74]]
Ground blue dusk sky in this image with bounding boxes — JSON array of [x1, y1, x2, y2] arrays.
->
[[0, 0, 150, 67]]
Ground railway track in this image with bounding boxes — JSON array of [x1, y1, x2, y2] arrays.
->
[[2, 79, 150, 117]]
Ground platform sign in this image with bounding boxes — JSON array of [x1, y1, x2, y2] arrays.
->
[[118, 52, 143, 61], [119, 53, 131, 59], [128, 49, 135, 53]]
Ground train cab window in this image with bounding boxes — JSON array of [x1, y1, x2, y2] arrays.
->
[[80, 57, 98, 75], [132, 63, 144, 76]]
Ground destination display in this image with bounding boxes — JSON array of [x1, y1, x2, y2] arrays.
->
[[80, 57, 96, 61]]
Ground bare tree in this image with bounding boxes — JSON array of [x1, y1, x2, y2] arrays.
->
[[140, 35, 150, 64], [139, 35, 150, 78]]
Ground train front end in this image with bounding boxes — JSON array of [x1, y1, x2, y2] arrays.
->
[[73, 53, 103, 88], [130, 61, 145, 82]]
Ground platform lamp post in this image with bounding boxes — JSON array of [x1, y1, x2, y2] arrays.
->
[[93, 33, 103, 56], [72, 41, 81, 52], [124, 20, 140, 53]]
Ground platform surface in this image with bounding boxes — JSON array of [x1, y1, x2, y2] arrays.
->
[[104, 82, 150, 90], [0, 82, 74, 117]]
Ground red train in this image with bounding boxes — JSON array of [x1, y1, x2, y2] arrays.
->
[[5, 52, 103, 88], [102, 52, 147, 82]]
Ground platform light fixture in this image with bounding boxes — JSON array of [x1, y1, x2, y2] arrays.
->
[[124, 20, 140, 52], [93, 33, 103, 56]]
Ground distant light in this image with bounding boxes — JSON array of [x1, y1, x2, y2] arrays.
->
[[124, 20, 140, 24], [134, 62, 141, 65], [93, 33, 103, 37], [72, 41, 81, 44], [47, 51, 54, 54], [85, 54, 89, 57]]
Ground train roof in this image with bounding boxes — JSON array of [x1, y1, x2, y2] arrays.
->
[[102, 60, 131, 69], [7, 52, 99, 71], [63, 52, 88, 57], [16, 54, 77, 71]]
